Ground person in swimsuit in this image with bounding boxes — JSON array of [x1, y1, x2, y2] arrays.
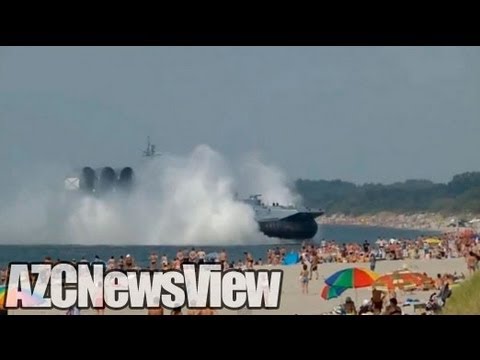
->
[[161, 254, 168, 267], [149, 252, 158, 270], [107, 256, 116, 270], [309, 252, 319, 280], [300, 264, 309, 294], [371, 287, 385, 314], [197, 249, 206, 265], [467, 251, 477, 275], [188, 248, 197, 264], [245, 252, 254, 269], [435, 273, 444, 290], [176, 250, 184, 265], [219, 250, 227, 268], [118, 256, 124, 270]]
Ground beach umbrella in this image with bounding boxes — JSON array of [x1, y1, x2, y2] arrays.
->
[[283, 252, 300, 265], [372, 269, 431, 291], [0, 286, 4, 310], [324, 268, 378, 289], [424, 238, 441, 245], [320, 285, 348, 300], [0, 285, 47, 308]]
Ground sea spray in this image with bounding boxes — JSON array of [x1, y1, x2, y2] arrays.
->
[[0, 145, 296, 246]]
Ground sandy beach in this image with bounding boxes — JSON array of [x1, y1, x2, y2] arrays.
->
[[319, 212, 480, 233], [8, 257, 468, 315]]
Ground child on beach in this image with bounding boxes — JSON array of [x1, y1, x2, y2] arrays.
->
[[299, 264, 309, 294]]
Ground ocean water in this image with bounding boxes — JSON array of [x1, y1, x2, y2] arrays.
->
[[0, 225, 439, 268]]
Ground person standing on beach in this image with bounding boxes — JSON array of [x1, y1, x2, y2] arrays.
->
[[363, 240, 370, 253], [309, 252, 319, 280], [369, 252, 376, 272], [188, 248, 197, 264], [245, 252, 254, 269], [300, 264, 309, 294], [107, 256, 116, 270], [466, 251, 477, 275], [161, 254, 168, 267], [371, 287, 385, 314], [149, 252, 158, 270], [435, 274, 444, 290], [219, 250, 227, 268], [176, 250, 184, 265], [197, 249, 206, 264], [118, 256, 125, 270]]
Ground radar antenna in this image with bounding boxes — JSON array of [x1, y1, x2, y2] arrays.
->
[[142, 136, 161, 158]]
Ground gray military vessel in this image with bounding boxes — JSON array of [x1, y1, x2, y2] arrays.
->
[[243, 194, 324, 240], [64, 138, 324, 240]]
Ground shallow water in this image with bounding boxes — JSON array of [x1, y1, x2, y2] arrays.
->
[[0, 224, 439, 268]]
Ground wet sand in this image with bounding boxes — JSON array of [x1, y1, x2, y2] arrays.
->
[[9, 257, 467, 315]]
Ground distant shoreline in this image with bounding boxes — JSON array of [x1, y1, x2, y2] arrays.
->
[[318, 222, 441, 234], [318, 212, 479, 233]]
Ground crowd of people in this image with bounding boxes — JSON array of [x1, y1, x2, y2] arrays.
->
[[299, 232, 480, 264], [329, 290, 404, 315], [292, 232, 480, 276], [325, 277, 458, 316], [1, 228, 478, 315]]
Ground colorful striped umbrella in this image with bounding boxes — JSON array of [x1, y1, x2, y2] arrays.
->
[[372, 270, 431, 291], [320, 285, 348, 300], [324, 268, 378, 289], [0, 286, 4, 310]]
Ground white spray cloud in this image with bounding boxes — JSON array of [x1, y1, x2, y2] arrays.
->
[[238, 153, 301, 206], [0, 145, 296, 245]]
